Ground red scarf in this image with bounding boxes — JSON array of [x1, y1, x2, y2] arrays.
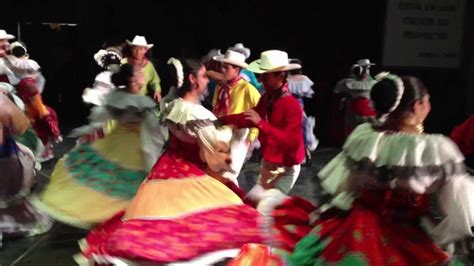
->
[[213, 76, 242, 117]]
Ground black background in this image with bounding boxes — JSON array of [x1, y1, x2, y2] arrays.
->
[[1, 0, 472, 146]]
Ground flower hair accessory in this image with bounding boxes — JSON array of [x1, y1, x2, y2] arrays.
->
[[374, 72, 405, 123], [167, 57, 184, 89], [10, 41, 26, 51], [10, 42, 28, 58], [94, 49, 122, 69], [94, 49, 108, 67]]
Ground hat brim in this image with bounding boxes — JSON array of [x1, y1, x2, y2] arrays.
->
[[126, 40, 153, 49], [248, 60, 301, 74], [0, 34, 15, 40], [213, 55, 248, 69]]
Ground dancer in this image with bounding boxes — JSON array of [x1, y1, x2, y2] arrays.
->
[[287, 58, 318, 163], [5, 43, 61, 162], [82, 46, 122, 106], [32, 64, 163, 228], [228, 43, 264, 93], [0, 29, 16, 83], [0, 81, 45, 160], [124, 35, 162, 101], [334, 58, 377, 137], [75, 58, 264, 265], [218, 50, 305, 209], [272, 74, 474, 265], [0, 92, 52, 246], [213, 49, 261, 183]]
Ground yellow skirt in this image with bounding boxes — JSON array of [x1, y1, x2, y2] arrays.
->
[[33, 125, 147, 229]]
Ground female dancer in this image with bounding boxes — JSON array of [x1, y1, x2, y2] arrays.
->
[[272, 75, 474, 265], [32, 64, 163, 228], [0, 92, 52, 246], [76, 58, 265, 265]]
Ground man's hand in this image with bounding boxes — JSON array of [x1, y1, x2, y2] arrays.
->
[[244, 109, 261, 126], [153, 91, 162, 102]]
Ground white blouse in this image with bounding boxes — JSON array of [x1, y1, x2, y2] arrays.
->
[[319, 123, 474, 246], [161, 98, 245, 177]]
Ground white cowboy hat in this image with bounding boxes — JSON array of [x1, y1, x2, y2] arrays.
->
[[126, 35, 153, 49], [202, 49, 222, 62], [0, 30, 15, 40], [248, 50, 301, 74], [213, 50, 248, 69], [355, 59, 375, 67], [228, 43, 250, 59]]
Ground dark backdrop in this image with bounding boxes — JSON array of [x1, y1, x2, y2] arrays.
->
[[1, 0, 472, 146]]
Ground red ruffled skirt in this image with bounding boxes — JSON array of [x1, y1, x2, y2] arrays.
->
[[272, 190, 449, 265], [79, 137, 265, 264]]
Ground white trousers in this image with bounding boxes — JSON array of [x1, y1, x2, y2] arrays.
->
[[247, 159, 301, 203]]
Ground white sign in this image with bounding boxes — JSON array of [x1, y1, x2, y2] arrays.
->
[[383, 0, 465, 68]]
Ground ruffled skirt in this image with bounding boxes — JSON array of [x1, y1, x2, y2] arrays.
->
[[33, 125, 147, 228], [272, 191, 449, 265], [77, 139, 265, 264]]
